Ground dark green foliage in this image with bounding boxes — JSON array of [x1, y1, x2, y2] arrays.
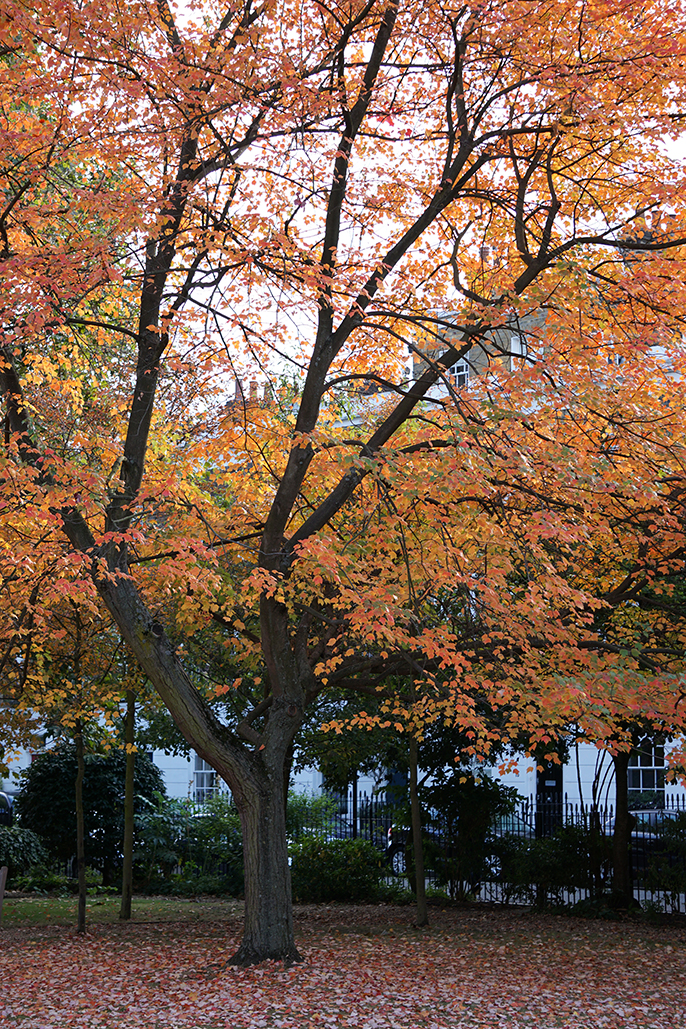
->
[[179, 793, 243, 893], [136, 791, 391, 898], [138, 871, 242, 897], [420, 772, 519, 899], [11, 865, 114, 895], [569, 894, 623, 919], [295, 693, 407, 792], [133, 794, 190, 881], [493, 824, 612, 908], [0, 826, 48, 879], [290, 836, 386, 902], [11, 865, 70, 894], [133, 792, 244, 896], [285, 790, 338, 839], [628, 790, 666, 811], [15, 745, 165, 882], [641, 812, 686, 908]]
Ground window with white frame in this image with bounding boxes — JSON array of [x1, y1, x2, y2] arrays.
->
[[447, 355, 470, 388], [193, 755, 218, 804], [510, 334, 528, 359], [628, 740, 665, 797]]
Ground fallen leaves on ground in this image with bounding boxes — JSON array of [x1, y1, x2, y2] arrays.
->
[[2, 904, 685, 1028]]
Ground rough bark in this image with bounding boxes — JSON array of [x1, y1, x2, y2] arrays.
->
[[91, 574, 304, 962], [232, 769, 301, 966], [119, 689, 136, 921]]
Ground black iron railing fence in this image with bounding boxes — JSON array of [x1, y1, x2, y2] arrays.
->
[[292, 788, 686, 911], [41, 788, 686, 910]]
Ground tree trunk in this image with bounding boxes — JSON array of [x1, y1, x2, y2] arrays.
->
[[90, 575, 306, 963], [409, 736, 428, 927], [231, 771, 301, 966], [120, 688, 136, 920], [0, 864, 8, 927], [612, 750, 633, 906], [75, 721, 87, 933]]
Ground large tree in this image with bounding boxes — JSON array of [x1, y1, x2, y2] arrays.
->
[[2, 0, 686, 962]]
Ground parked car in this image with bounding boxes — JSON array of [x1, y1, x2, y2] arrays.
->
[[291, 812, 388, 852], [385, 818, 447, 876], [386, 825, 409, 875], [0, 792, 13, 827], [387, 809, 536, 880], [628, 809, 686, 878]]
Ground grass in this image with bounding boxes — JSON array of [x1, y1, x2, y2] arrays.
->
[[1, 892, 242, 927]]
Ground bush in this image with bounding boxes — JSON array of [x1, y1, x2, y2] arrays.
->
[[290, 836, 386, 902], [11, 865, 70, 894], [493, 824, 611, 907], [641, 812, 686, 909], [138, 871, 242, 897], [11, 865, 114, 895], [134, 792, 244, 896], [185, 794, 243, 872], [133, 793, 191, 882], [15, 745, 165, 884], [420, 772, 519, 899], [136, 790, 349, 898], [286, 790, 338, 840], [0, 826, 48, 879]]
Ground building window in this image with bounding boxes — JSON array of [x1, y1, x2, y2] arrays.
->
[[447, 357, 470, 388], [510, 334, 528, 358], [193, 756, 219, 804], [628, 740, 665, 802]]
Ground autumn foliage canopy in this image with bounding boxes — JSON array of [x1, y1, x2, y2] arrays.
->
[[2, 0, 686, 960]]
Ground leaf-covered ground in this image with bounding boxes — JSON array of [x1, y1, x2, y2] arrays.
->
[[2, 903, 685, 1028]]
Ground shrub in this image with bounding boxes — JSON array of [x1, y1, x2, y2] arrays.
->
[[419, 772, 520, 900], [186, 794, 243, 870], [493, 824, 611, 907], [134, 792, 244, 896], [290, 836, 386, 902], [136, 791, 350, 898], [133, 793, 190, 882], [139, 871, 242, 897], [286, 790, 338, 840], [11, 865, 114, 895], [11, 865, 70, 894], [0, 826, 48, 879], [15, 745, 165, 883], [641, 812, 686, 910]]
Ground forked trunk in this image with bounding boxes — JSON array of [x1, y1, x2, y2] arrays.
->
[[96, 577, 304, 964], [231, 773, 301, 966]]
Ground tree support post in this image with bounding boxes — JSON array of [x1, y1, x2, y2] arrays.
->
[[0, 865, 8, 927]]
